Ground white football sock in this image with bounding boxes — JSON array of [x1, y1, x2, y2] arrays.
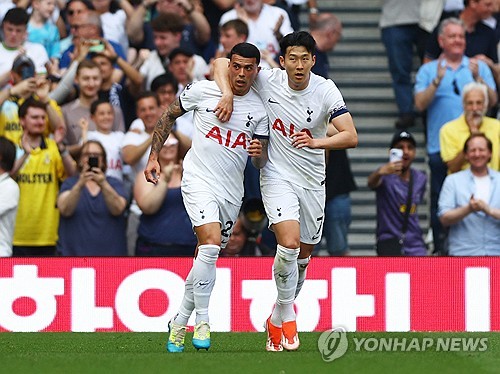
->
[[295, 256, 311, 299], [192, 244, 220, 324], [174, 267, 194, 326], [273, 244, 300, 323]]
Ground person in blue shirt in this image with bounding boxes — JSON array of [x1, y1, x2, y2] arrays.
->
[[439, 133, 500, 255]]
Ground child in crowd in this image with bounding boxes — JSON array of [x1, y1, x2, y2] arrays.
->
[[27, 0, 61, 64], [81, 99, 124, 181]]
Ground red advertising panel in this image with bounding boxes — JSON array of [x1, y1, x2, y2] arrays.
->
[[0, 257, 498, 332]]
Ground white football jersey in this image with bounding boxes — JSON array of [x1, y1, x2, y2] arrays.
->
[[180, 80, 269, 205], [254, 68, 349, 190]]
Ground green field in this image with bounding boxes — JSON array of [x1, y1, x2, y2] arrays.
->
[[1, 332, 499, 374]]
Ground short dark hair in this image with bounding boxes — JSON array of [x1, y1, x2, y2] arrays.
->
[[76, 59, 100, 76], [0, 136, 16, 172], [151, 72, 179, 94], [221, 19, 249, 38], [136, 91, 160, 107], [2, 8, 29, 26], [18, 97, 47, 118], [463, 133, 493, 153], [229, 42, 261, 65], [151, 13, 184, 33], [169, 47, 193, 61], [65, 0, 95, 12], [279, 31, 316, 57], [90, 99, 113, 115]]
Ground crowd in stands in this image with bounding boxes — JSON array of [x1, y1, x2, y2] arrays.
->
[[0, 0, 499, 257]]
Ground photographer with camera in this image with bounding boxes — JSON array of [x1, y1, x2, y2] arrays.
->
[[56, 139, 128, 256], [367, 130, 428, 256]]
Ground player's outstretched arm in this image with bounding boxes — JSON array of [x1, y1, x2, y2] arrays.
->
[[144, 98, 186, 184], [249, 138, 269, 169], [213, 57, 234, 122]]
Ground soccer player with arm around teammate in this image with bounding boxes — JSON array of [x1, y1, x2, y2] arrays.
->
[[213, 31, 358, 352], [144, 42, 269, 353]]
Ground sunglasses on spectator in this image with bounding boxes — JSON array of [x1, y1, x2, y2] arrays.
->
[[70, 24, 92, 30], [67, 9, 85, 16], [452, 79, 460, 96]]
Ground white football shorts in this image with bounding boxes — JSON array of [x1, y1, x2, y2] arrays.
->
[[182, 176, 241, 249], [261, 179, 326, 245]]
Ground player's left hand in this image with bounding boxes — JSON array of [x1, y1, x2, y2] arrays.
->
[[247, 138, 262, 157], [144, 157, 161, 184], [291, 131, 315, 149]]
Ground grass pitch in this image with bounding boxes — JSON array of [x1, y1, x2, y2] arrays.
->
[[1, 332, 499, 374]]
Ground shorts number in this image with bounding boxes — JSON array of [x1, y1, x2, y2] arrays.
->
[[221, 220, 234, 238]]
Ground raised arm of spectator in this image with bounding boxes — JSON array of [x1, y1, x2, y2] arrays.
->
[[180, 0, 211, 45], [55, 127, 77, 177], [127, 0, 158, 46], [134, 163, 172, 214], [37, 77, 66, 134], [57, 172, 86, 217], [101, 40, 144, 89], [0, 71, 12, 89], [0, 79, 36, 107], [367, 160, 403, 189], [96, 171, 127, 216], [307, 0, 318, 25], [49, 42, 91, 104], [122, 135, 153, 166], [414, 57, 447, 111]]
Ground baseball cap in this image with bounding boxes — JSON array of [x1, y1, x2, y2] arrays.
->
[[12, 55, 35, 74], [390, 130, 416, 148], [163, 136, 179, 147]]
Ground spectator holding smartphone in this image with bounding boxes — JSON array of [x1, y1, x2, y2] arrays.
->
[[57, 139, 128, 256], [367, 130, 428, 256]]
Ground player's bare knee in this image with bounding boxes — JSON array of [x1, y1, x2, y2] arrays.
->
[[278, 239, 300, 250]]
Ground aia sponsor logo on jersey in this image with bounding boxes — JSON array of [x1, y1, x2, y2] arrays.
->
[[205, 126, 248, 149], [272, 118, 312, 138]]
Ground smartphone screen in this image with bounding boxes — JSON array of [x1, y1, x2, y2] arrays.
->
[[21, 65, 35, 80], [88, 156, 99, 169], [389, 148, 403, 162], [88, 40, 105, 53]]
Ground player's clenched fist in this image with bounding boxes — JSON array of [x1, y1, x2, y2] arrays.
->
[[247, 138, 262, 157], [144, 157, 161, 184]]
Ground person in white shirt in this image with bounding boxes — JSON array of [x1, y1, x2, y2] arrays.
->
[[0, 8, 50, 88], [82, 99, 125, 181], [0, 136, 19, 257], [144, 43, 269, 353], [219, 0, 293, 67], [139, 13, 208, 90], [213, 32, 357, 352]]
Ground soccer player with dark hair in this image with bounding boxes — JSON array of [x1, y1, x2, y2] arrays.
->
[[214, 31, 357, 351], [145, 42, 269, 352]]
